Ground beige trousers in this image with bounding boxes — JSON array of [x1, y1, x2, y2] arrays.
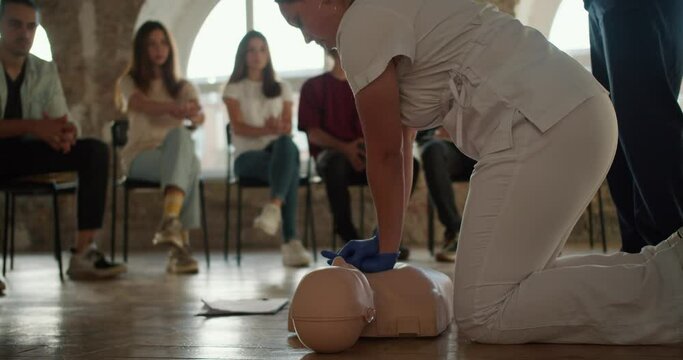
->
[[453, 94, 683, 344]]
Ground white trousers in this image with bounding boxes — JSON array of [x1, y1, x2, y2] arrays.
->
[[453, 94, 683, 344]]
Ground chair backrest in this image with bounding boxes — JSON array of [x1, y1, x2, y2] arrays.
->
[[111, 119, 130, 148], [225, 123, 233, 182], [110, 118, 129, 184]]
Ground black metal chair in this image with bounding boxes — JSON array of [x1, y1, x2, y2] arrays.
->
[[224, 123, 318, 266], [426, 173, 470, 256], [1, 173, 78, 281], [110, 119, 210, 266]]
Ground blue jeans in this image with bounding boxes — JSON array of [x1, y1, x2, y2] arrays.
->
[[234, 136, 300, 241], [128, 127, 201, 229]]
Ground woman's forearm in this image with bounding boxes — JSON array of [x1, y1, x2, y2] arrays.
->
[[232, 122, 273, 137], [0, 120, 35, 138], [128, 94, 173, 118], [367, 148, 406, 254]]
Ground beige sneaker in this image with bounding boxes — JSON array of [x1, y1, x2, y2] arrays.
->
[[153, 217, 184, 249], [435, 232, 458, 263], [282, 240, 312, 267], [254, 203, 281, 236], [167, 231, 199, 274], [66, 249, 127, 280], [167, 246, 199, 274]]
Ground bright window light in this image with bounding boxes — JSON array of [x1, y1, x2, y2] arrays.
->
[[549, 0, 590, 52], [187, 0, 247, 80], [31, 25, 52, 61], [253, 0, 324, 77]]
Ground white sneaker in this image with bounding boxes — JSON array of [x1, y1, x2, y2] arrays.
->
[[66, 249, 127, 280], [282, 240, 312, 267], [254, 203, 281, 236]]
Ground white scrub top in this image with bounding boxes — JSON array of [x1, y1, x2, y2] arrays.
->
[[336, 0, 607, 160]]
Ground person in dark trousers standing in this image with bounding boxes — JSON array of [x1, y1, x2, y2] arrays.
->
[[0, 0, 126, 281], [585, 0, 683, 253]]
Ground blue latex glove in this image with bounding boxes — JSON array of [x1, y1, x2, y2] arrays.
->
[[321, 234, 399, 273]]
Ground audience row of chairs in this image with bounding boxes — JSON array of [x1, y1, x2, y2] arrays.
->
[[0, 119, 608, 280]]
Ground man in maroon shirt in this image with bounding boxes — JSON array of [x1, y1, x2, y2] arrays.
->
[[299, 50, 417, 258]]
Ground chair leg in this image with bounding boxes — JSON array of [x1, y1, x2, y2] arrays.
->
[[303, 186, 310, 249], [123, 187, 129, 263], [10, 193, 15, 270], [199, 180, 210, 268], [236, 185, 242, 266], [224, 179, 231, 261], [111, 176, 117, 262], [307, 183, 317, 261], [52, 191, 64, 282], [3, 192, 9, 277], [331, 217, 336, 252], [427, 196, 435, 256], [597, 187, 607, 253], [587, 202, 594, 249], [359, 187, 365, 237]]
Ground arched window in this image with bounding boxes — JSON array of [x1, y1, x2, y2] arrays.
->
[[187, 0, 247, 82], [31, 25, 52, 61], [186, 1, 323, 176], [548, 0, 590, 52], [253, 0, 324, 77]]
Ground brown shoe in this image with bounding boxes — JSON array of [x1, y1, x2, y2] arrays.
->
[[152, 217, 184, 249], [435, 232, 458, 263]]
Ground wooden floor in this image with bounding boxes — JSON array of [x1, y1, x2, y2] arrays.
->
[[0, 246, 681, 359]]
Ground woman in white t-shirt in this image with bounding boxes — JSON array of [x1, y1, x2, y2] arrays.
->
[[223, 31, 312, 267], [116, 21, 203, 274], [277, 0, 683, 345]]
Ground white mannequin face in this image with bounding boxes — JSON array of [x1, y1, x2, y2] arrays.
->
[[278, 0, 347, 49]]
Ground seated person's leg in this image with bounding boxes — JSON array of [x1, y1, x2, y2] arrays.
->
[[269, 136, 311, 266], [316, 149, 361, 242], [67, 139, 127, 279], [233, 138, 287, 238], [0, 138, 125, 279], [129, 127, 200, 274], [420, 139, 463, 261]]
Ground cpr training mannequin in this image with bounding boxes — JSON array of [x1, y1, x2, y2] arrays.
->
[[288, 257, 453, 353]]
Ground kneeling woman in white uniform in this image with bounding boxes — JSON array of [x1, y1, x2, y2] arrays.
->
[[277, 0, 683, 344]]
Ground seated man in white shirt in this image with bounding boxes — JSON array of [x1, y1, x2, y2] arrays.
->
[[0, 0, 126, 283]]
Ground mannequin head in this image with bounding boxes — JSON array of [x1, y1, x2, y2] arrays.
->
[[290, 257, 375, 353]]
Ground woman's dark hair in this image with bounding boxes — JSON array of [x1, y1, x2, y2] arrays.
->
[[228, 30, 282, 99], [123, 21, 185, 99]]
